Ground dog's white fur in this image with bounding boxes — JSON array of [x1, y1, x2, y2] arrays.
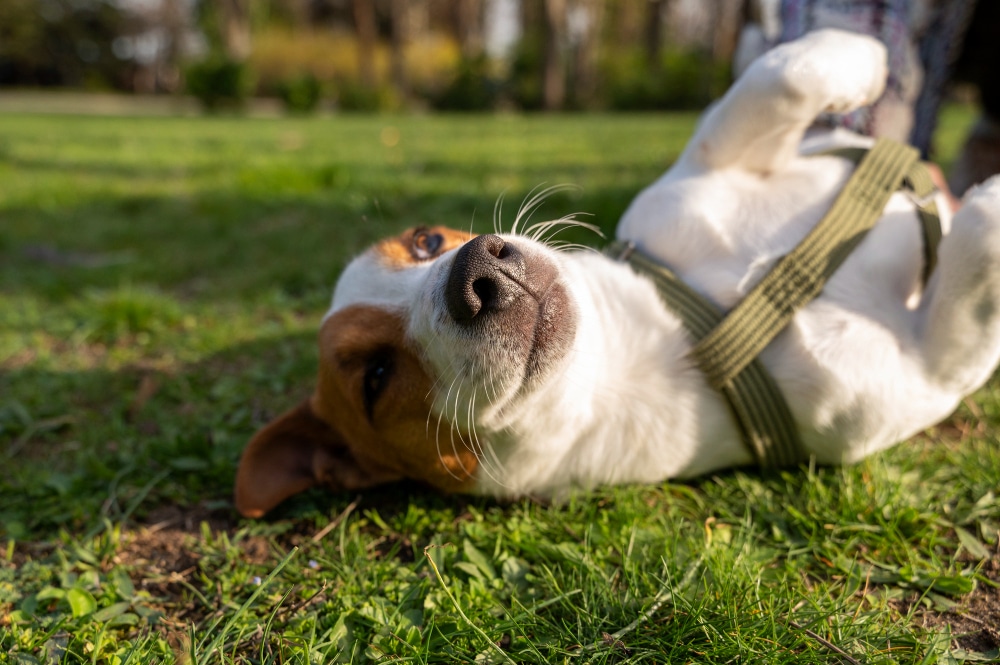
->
[[246, 30, 1000, 511]]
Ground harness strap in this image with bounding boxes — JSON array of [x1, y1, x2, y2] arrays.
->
[[692, 138, 920, 391], [822, 146, 942, 285], [611, 242, 803, 467], [612, 137, 943, 468], [908, 162, 943, 285]]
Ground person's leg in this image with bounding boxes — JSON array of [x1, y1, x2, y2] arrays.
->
[[948, 0, 1000, 195]]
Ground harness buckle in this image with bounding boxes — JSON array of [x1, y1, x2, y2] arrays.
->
[[614, 241, 636, 262]]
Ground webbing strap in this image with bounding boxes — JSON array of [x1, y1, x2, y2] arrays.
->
[[907, 162, 943, 285], [692, 138, 920, 390], [610, 137, 942, 468], [611, 243, 803, 467], [822, 146, 942, 285]]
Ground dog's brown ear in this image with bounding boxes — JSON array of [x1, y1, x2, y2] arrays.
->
[[234, 398, 391, 518]]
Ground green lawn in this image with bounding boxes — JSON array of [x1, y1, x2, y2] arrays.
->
[[2, 108, 998, 664]]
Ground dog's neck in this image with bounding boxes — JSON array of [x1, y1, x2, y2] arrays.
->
[[475, 251, 751, 497]]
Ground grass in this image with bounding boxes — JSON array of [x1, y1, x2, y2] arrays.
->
[[1, 106, 998, 664]]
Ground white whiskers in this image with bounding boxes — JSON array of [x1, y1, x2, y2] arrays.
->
[[501, 184, 605, 250], [510, 184, 573, 236], [492, 190, 507, 236], [424, 354, 511, 488]]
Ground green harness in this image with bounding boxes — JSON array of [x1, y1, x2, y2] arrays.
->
[[609, 138, 943, 468]]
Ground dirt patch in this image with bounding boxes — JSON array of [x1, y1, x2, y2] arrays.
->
[[917, 557, 1000, 653], [139, 503, 235, 535], [117, 513, 208, 606], [115, 504, 246, 622], [117, 526, 202, 601]]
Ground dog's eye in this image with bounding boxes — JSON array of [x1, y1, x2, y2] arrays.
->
[[362, 351, 394, 421], [411, 228, 444, 261]]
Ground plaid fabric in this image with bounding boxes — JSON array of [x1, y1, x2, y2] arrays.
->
[[747, 0, 979, 157], [779, 0, 917, 141], [911, 0, 978, 156]]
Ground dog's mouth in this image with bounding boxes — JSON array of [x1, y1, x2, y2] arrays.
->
[[521, 277, 572, 381], [414, 234, 577, 422]]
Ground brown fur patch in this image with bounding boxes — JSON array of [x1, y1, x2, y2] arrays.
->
[[314, 305, 479, 492], [234, 397, 389, 518], [373, 226, 473, 268]]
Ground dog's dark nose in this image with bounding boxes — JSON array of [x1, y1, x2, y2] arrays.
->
[[445, 234, 526, 322]]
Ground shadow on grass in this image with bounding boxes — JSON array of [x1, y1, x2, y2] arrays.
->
[[0, 186, 637, 304], [0, 179, 652, 548], [0, 322, 517, 547]]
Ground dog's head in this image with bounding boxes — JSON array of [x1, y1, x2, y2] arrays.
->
[[234, 225, 579, 517]]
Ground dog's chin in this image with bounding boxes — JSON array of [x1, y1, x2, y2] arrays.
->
[[522, 280, 575, 383], [458, 286, 577, 424]]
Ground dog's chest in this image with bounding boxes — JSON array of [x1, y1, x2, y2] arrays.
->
[[618, 154, 860, 311], [611, 144, 942, 463]]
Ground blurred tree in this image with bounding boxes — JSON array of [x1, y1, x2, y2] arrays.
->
[[192, 0, 259, 61], [454, 0, 484, 58], [711, 0, 742, 64], [284, 0, 310, 27], [508, 0, 543, 110], [389, 0, 410, 98], [164, 0, 187, 89], [219, 0, 252, 60], [0, 0, 740, 110], [352, 0, 377, 87], [645, 0, 666, 75], [541, 0, 567, 110], [513, 0, 604, 111], [568, 0, 602, 108], [0, 0, 134, 89], [609, 0, 644, 53], [186, 0, 258, 109]]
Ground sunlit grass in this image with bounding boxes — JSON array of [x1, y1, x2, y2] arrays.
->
[[1, 106, 996, 664]]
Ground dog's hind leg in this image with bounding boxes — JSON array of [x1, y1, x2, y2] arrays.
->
[[918, 177, 1000, 395], [682, 29, 888, 175]]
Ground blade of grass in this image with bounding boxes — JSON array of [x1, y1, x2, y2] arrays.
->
[[195, 546, 300, 664], [424, 543, 518, 665]]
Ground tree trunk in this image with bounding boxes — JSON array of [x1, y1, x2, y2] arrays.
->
[[712, 0, 742, 64], [219, 0, 251, 61], [353, 0, 377, 88], [389, 0, 409, 98], [569, 0, 602, 108], [542, 0, 566, 110], [644, 0, 664, 74], [454, 0, 483, 58], [286, 0, 310, 28], [157, 0, 185, 91]]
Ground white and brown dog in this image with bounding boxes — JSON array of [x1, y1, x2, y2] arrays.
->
[[235, 30, 1000, 518]]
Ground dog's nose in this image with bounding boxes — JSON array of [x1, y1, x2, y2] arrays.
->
[[445, 234, 527, 322]]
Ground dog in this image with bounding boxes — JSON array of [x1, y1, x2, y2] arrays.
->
[[235, 29, 1000, 518]]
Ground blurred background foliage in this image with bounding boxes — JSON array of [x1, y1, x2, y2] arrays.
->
[[0, 0, 740, 113]]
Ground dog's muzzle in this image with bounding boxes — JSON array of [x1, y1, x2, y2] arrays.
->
[[440, 233, 574, 384], [445, 234, 531, 322]]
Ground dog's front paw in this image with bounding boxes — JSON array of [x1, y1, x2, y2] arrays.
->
[[829, 33, 886, 113], [776, 29, 888, 115]]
